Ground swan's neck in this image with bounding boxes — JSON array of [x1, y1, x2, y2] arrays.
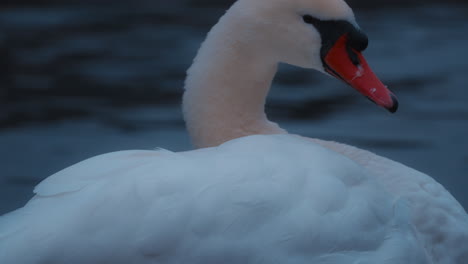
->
[[183, 14, 287, 148]]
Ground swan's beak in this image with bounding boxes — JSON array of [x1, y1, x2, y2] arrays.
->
[[323, 35, 398, 113]]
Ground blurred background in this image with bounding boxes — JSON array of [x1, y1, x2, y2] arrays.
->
[[0, 0, 467, 214]]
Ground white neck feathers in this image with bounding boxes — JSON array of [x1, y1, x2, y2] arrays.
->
[[183, 11, 287, 148]]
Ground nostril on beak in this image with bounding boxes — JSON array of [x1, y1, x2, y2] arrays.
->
[[346, 45, 361, 65]]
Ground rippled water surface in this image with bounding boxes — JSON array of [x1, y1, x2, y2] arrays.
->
[[1, 3, 467, 213]]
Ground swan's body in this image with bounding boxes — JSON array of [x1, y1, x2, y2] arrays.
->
[[1, 0, 467, 263]]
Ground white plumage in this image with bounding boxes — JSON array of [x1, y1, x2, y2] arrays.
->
[[1, 0, 467, 263], [0, 135, 444, 263]]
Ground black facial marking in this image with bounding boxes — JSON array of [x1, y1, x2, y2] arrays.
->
[[302, 15, 320, 26], [302, 15, 368, 67]]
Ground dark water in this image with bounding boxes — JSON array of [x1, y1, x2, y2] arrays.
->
[[1, 2, 467, 214]]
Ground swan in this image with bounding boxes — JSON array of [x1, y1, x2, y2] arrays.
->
[[1, 0, 467, 263]]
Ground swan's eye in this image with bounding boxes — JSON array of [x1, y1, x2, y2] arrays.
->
[[302, 15, 319, 25]]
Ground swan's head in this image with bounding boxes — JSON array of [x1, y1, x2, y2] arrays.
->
[[229, 0, 398, 112]]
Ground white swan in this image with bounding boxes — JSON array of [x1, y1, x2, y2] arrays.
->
[[1, 0, 467, 263]]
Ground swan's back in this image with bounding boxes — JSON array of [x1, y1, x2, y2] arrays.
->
[[0, 135, 430, 263]]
